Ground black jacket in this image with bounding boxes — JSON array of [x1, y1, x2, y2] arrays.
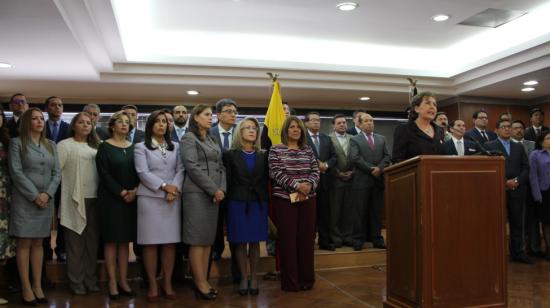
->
[[442, 138, 481, 156], [223, 149, 269, 206], [484, 139, 529, 198], [306, 132, 337, 191], [524, 126, 550, 142], [392, 121, 445, 163]]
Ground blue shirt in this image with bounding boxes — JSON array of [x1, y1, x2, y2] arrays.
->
[[529, 149, 550, 202], [498, 137, 511, 155]]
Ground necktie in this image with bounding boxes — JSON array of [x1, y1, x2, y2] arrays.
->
[[367, 133, 375, 150], [312, 134, 320, 154], [222, 132, 230, 151], [52, 121, 59, 141], [535, 128, 541, 137], [338, 135, 348, 155], [481, 131, 489, 141], [456, 140, 464, 156]]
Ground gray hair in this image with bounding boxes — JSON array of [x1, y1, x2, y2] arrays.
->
[[231, 117, 261, 152], [83, 104, 101, 113]]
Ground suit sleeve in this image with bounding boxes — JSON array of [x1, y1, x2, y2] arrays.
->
[[180, 134, 220, 196], [96, 143, 124, 196], [378, 136, 392, 171], [134, 143, 164, 191], [325, 138, 337, 169], [529, 152, 542, 202], [349, 138, 376, 172], [518, 147, 529, 186], [171, 143, 185, 191], [391, 124, 408, 163], [306, 147, 320, 191], [8, 139, 40, 202], [45, 141, 62, 198]]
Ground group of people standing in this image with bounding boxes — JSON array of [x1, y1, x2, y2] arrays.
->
[[1, 90, 549, 305]]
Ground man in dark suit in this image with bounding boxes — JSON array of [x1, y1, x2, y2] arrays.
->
[[122, 105, 145, 143], [524, 108, 549, 142], [443, 119, 480, 156], [83, 104, 110, 140], [346, 110, 366, 136], [44, 96, 70, 143], [485, 119, 532, 264], [511, 120, 543, 258], [43, 96, 70, 263], [171, 105, 188, 142], [349, 113, 391, 250], [328, 114, 355, 248], [465, 110, 497, 144], [7, 93, 29, 138], [209, 98, 240, 282], [304, 111, 337, 250]]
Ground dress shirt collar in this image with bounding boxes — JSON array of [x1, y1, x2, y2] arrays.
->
[[218, 124, 233, 134], [308, 130, 320, 138]]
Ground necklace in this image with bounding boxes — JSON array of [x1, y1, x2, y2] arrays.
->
[[242, 149, 255, 154]]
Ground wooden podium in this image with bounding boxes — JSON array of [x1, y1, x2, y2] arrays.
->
[[383, 156, 507, 308]]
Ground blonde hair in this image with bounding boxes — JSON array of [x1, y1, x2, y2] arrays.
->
[[231, 117, 261, 151], [19, 108, 54, 158]]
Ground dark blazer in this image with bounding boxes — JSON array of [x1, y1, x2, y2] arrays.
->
[[170, 129, 179, 143], [223, 149, 269, 205], [349, 132, 391, 189], [524, 126, 550, 142], [131, 129, 145, 144], [485, 138, 529, 198], [96, 126, 110, 140], [7, 117, 20, 138], [45, 120, 70, 143], [392, 121, 445, 163], [442, 138, 480, 156], [464, 128, 497, 144], [209, 124, 236, 152], [346, 126, 360, 136], [306, 132, 337, 191]]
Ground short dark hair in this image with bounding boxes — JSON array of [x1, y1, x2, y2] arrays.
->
[[44, 96, 60, 107], [332, 114, 346, 124], [215, 98, 237, 114], [9, 93, 25, 103], [304, 111, 320, 122], [530, 108, 544, 117], [473, 110, 488, 119], [511, 120, 525, 128], [435, 111, 447, 118], [496, 118, 511, 129], [144, 110, 174, 152], [409, 91, 436, 121], [121, 104, 138, 112], [449, 119, 464, 127], [280, 116, 307, 148]]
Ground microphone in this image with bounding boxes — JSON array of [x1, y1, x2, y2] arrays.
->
[[446, 124, 501, 156]]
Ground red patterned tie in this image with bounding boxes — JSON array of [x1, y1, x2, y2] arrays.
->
[[367, 133, 375, 150]]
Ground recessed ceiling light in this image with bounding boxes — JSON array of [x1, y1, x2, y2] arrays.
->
[[0, 62, 12, 68], [521, 87, 535, 92], [523, 80, 539, 86], [186, 90, 200, 96], [432, 14, 450, 22], [359, 96, 371, 101], [336, 2, 358, 11]]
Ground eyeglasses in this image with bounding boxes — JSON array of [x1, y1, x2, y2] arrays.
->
[[242, 126, 258, 131], [221, 109, 238, 115], [476, 116, 488, 120], [11, 99, 27, 105]]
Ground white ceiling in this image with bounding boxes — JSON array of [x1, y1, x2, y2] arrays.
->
[[0, 0, 549, 111]]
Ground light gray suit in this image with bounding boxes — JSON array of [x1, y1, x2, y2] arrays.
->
[[328, 132, 354, 246], [8, 137, 61, 238], [135, 142, 185, 244], [180, 132, 226, 245], [349, 132, 391, 247]]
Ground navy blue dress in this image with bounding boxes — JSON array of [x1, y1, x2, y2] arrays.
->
[[226, 151, 268, 243]]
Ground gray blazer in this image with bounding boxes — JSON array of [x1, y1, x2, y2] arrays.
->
[[329, 132, 354, 187], [349, 132, 391, 189], [180, 132, 226, 195], [134, 142, 184, 198], [516, 139, 535, 157], [8, 137, 61, 237]]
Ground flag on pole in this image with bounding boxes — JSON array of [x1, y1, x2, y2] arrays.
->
[[261, 79, 286, 150]]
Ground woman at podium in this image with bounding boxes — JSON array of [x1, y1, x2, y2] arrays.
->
[[392, 92, 445, 162]]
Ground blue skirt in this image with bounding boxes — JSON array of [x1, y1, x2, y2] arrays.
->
[[226, 200, 268, 244]]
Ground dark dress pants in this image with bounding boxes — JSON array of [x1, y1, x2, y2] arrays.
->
[[524, 185, 542, 254], [352, 184, 384, 246], [507, 190, 527, 258], [329, 183, 353, 246], [273, 196, 316, 291], [316, 189, 331, 246]]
